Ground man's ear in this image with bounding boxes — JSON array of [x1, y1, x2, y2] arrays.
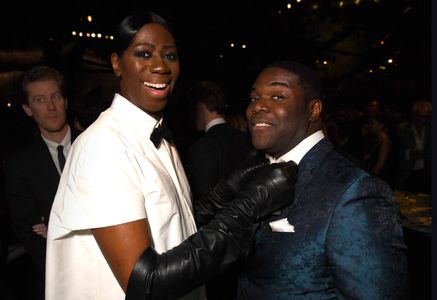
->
[[308, 99, 322, 122], [111, 53, 121, 77], [22, 104, 33, 117]]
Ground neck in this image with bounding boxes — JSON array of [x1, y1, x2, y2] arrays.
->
[[40, 124, 69, 143], [204, 111, 223, 125]]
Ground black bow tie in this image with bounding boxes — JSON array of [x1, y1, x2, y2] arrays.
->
[[150, 125, 174, 148]]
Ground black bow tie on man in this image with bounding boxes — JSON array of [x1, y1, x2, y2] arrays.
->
[[150, 125, 174, 148]]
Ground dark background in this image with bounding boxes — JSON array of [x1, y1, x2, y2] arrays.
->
[[0, 0, 432, 155], [0, 1, 434, 299], [0, 0, 431, 102]]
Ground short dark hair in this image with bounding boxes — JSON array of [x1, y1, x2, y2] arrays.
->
[[21, 65, 66, 104], [73, 87, 110, 129], [192, 80, 226, 115], [264, 60, 323, 104], [113, 12, 174, 57]]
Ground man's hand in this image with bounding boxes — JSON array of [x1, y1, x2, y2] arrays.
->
[[32, 223, 47, 239]]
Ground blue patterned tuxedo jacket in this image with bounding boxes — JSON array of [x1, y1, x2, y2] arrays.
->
[[236, 138, 409, 300]]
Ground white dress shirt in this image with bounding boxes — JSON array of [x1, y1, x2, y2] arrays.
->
[[46, 93, 204, 300], [41, 125, 72, 174], [266, 130, 325, 165]]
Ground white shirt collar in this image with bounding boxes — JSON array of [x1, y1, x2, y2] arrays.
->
[[205, 117, 226, 132], [111, 93, 161, 139], [267, 130, 325, 165], [41, 126, 72, 174]]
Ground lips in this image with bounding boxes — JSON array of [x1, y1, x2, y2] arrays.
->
[[250, 117, 274, 129], [142, 80, 174, 99], [253, 122, 272, 128], [143, 81, 171, 89]]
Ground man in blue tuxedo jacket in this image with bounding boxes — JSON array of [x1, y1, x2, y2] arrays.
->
[[236, 61, 409, 299]]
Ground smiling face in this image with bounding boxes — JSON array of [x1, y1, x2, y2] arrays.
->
[[246, 67, 322, 158], [111, 23, 180, 119]]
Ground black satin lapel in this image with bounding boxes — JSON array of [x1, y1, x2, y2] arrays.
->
[[34, 137, 60, 182]]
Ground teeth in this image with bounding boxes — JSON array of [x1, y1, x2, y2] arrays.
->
[[254, 123, 271, 127], [143, 82, 168, 89]]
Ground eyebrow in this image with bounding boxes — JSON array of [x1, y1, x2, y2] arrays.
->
[[31, 89, 62, 98], [251, 81, 289, 91], [133, 42, 177, 50], [162, 45, 178, 51], [268, 81, 289, 88]]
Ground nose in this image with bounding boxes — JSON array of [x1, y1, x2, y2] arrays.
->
[[248, 97, 268, 115], [150, 56, 170, 74], [46, 98, 56, 110]]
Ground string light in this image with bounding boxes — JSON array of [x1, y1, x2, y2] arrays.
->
[[72, 30, 111, 39]]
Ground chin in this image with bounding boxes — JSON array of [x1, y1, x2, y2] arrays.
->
[[251, 140, 269, 152]]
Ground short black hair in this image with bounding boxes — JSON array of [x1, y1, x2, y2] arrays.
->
[[264, 60, 323, 104], [73, 87, 110, 129], [191, 80, 226, 115], [21, 65, 66, 104], [113, 12, 174, 57]]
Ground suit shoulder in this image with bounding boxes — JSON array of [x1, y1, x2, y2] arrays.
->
[[326, 148, 364, 171], [320, 149, 371, 185], [5, 137, 43, 163], [188, 134, 219, 157], [329, 149, 392, 193], [70, 119, 132, 159]]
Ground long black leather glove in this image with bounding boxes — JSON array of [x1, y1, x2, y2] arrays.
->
[[194, 149, 269, 226], [126, 160, 298, 300]]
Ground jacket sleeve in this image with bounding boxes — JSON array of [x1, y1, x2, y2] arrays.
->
[[326, 175, 409, 300], [4, 158, 47, 264]]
